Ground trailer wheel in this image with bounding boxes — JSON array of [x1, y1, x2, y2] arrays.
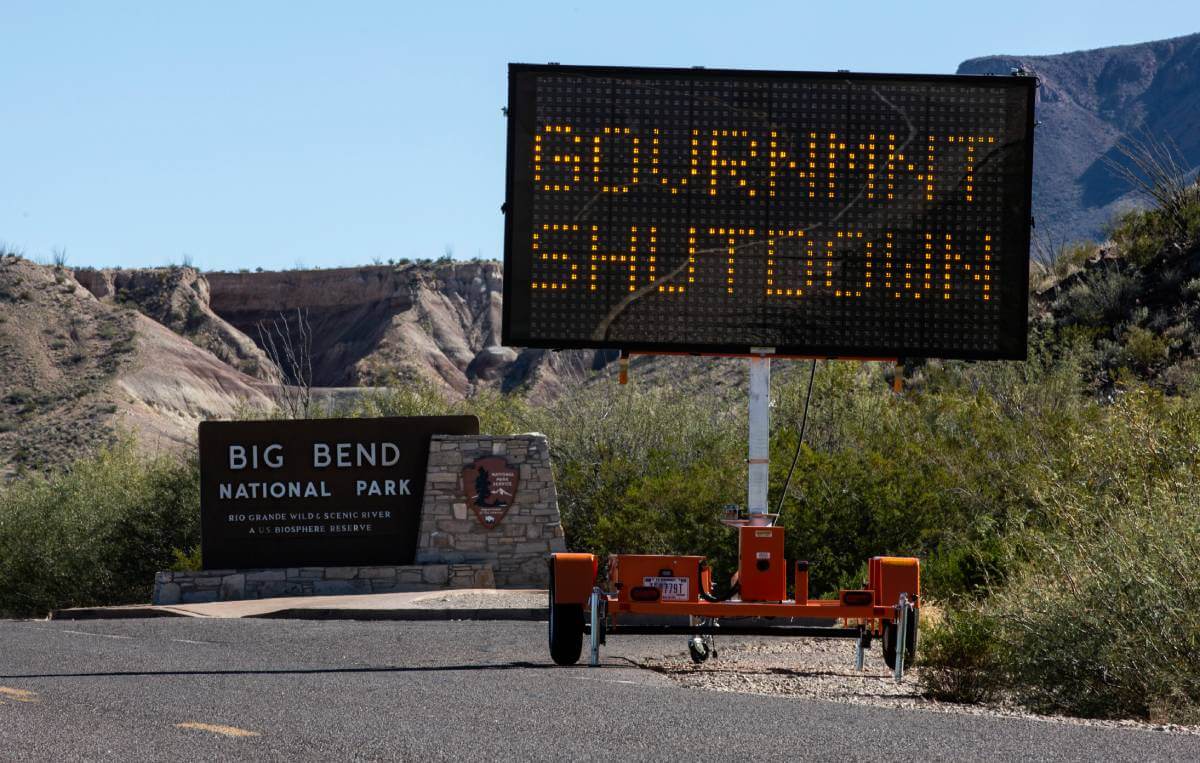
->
[[881, 607, 918, 669], [548, 567, 584, 665], [688, 636, 711, 664]]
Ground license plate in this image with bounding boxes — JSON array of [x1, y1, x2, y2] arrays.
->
[[643, 576, 689, 601]]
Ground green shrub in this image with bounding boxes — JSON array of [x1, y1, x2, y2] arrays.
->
[[170, 546, 203, 572], [184, 299, 206, 331], [1055, 265, 1141, 326], [1121, 325, 1170, 372], [3, 388, 32, 405], [982, 487, 1199, 721], [1109, 193, 1200, 265], [920, 391, 1200, 722], [919, 608, 1003, 703], [528, 380, 743, 573], [0, 438, 200, 617]]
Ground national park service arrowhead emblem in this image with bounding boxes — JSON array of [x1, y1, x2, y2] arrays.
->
[[463, 456, 520, 529]]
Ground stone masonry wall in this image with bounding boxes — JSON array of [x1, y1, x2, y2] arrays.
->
[[154, 563, 493, 605], [415, 434, 565, 587]]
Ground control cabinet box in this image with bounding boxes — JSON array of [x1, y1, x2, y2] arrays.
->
[[739, 526, 786, 602]]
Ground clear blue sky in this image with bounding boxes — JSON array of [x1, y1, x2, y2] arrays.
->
[[3, 1, 1198, 271]]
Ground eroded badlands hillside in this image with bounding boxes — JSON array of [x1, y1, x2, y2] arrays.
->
[[0, 255, 272, 476], [203, 262, 602, 398], [0, 257, 622, 474]]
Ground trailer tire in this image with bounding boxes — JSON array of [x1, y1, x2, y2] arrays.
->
[[882, 607, 918, 669], [548, 567, 585, 666]]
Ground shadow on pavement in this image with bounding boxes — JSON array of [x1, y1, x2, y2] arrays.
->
[[0, 660, 644, 680]]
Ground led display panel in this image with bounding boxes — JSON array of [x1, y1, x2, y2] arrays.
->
[[503, 64, 1035, 360]]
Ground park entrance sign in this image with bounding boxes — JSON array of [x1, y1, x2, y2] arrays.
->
[[503, 64, 1036, 360], [198, 416, 479, 569]]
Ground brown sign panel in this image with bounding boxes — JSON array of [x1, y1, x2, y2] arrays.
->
[[198, 416, 479, 569], [462, 457, 520, 528]]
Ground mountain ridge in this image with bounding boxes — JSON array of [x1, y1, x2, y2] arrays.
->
[[958, 31, 1200, 243]]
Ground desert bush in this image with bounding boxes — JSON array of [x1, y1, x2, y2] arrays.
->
[[1161, 359, 1200, 395], [1031, 237, 1097, 290], [920, 608, 1004, 704], [1121, 325, 1171, 372], [170, 545, 203, 572], [994, 486, 1200, 721], [919, 390, 1200, 722], [526, 381, 744, 572], [1054, 265, 1141, 326], [344, 380, 530, 436], [1104, 133, 1200, 261], [765, 351, 1093, 598], [1109, 195, 1200, 265], [0, 437, 200, 617]]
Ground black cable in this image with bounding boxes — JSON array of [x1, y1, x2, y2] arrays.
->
[[775, 359, 817, 515], [698, 582, 740, 603]]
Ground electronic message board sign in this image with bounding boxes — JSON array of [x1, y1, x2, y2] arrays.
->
[[503, 64, 1035, 360]]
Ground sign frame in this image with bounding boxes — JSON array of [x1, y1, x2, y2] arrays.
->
[[502, 63, 1036, 361], [198, 415, 479, 570]]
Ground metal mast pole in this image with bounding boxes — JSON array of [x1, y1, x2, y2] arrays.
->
[[747, 350, 773, 524]]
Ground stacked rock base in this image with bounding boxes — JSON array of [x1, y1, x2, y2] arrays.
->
[[416, 434, 566, 587], [153, 563, 494, 605]]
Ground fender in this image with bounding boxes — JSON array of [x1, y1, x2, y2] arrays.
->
[[869, 556, 920, 612], [550, 553, 598, 605]]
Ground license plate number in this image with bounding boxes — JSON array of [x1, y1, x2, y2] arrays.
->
[[643, 576, 689, 601]]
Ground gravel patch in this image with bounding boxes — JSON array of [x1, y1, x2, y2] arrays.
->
[[638, 636, 1200, 736], [408, 589, 547, 610]]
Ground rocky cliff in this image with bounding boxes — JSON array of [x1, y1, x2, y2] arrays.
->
[[74, 266, 280, 383], [204, 262, 604, 399], [1, 256, 618, 476], [959, 32, 1200, 243], [0, 255, 273, 477]]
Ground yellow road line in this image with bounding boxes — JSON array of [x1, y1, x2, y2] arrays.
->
[[0, 687, 39, 703], [175, 722, 260, 738]]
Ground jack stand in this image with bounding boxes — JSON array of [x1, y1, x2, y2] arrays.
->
[[589, 586, 603, 667], [854, 627, 866, 671], [893, 593, 910, 682], [687, 617, 718, 663]]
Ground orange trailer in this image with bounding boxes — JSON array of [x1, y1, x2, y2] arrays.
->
[[545, 352, 920, 681], [549, 544, 919, 678]]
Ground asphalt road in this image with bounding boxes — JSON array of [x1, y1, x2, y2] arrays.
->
[[0, 618, 1195, 761]]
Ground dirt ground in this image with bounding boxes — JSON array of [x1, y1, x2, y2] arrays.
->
[[638, 636, 1200, 736]]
